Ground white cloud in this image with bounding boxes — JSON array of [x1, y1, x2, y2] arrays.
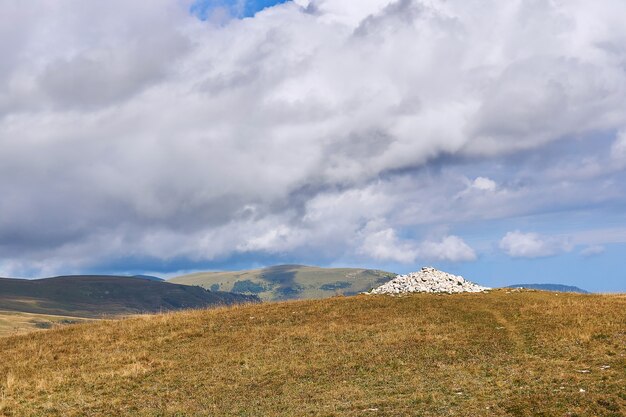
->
[[358, 223, 476, 263], [471, 177, 497, 192], [611, 129, 626, 164], [236, 224, 307, 253], [499, 231, 572, 258], [580, 245, 605, 257], [359, 225, 418, 263], [417, 235, 477, 262], [1, 0, 626, 274]]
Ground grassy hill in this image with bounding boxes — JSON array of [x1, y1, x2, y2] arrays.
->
[[169, 264, 396, 301], [0, 275, 258, 318], [0, 310, 90, 338], [0, 290, 623, 416]]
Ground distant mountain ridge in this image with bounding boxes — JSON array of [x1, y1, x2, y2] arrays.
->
[[0, 275, 258, 318], [131, 275, 164, 282], [170, 265, 396, 301], [507, 283, 590, 294]]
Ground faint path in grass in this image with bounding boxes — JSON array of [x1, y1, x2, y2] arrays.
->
[[484, 307, 526, 354]]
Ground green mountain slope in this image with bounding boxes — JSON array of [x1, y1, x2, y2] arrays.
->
[[169, 264, 396, 301], [0, 275, 259, 318]]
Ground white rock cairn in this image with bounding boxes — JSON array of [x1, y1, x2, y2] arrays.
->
[[369, 267, 490, 295]]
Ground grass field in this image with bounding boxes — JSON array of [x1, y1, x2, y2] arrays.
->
[[0, 310, 90, 338], [0, 290, 624, 416]]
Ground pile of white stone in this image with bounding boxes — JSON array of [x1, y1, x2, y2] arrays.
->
[[369, 267, 490, 295]]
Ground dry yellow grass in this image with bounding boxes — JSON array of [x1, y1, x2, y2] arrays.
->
[[0, 310, 90, 338], [0, 290, 624, 416]]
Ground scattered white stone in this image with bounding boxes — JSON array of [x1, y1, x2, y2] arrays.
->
[[579, 388, 586, 393], [600, 365, 611, 370], [576, 369, 591, 374], [369, 267, 490, 295]]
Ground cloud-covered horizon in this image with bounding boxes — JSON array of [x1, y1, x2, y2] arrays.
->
[[1, 0, 625, 290]]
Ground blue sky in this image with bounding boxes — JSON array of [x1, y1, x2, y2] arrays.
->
[[0, 0, 625, 293], [190, 0, 290, 19]]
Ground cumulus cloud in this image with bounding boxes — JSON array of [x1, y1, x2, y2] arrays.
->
[[471, 177, 497, 192], [358, 222, 476, 263], [580, 245, 606, 257], [358, 226, 418, 263], [1, 0, 626, 275], [417, 236, 477, 262], [499, 231, 572, 258], [611, 130, 626, 165]]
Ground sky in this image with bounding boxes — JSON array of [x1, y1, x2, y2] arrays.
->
[[0, 0, 625, 292]]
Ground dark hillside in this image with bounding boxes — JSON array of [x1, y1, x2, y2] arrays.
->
[[0, 276, 258, 318]]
